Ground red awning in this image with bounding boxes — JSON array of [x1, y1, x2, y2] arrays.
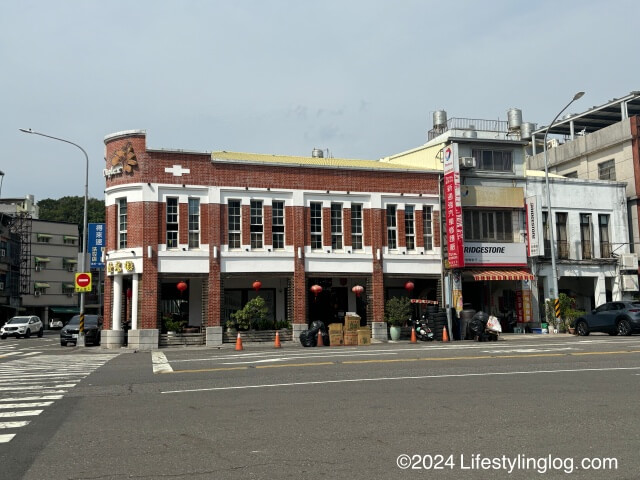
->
[[471, 269, 534, 281]]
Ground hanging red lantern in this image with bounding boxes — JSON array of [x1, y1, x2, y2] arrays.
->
[[252, 280, 262, 291], [176, 281, 188, 293], [126, 288, 132, 299], [310, 284, 323, 299], [404, 281, 415, 293], [352, 285, 364, 298]]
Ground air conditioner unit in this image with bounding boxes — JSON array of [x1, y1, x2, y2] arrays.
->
[[0, 248, 6, 257], [619, 254, 638, 270], [459, 157, 476, 168], [622, 275, 639, 291], [34, 291, 41, 297], [0, 281, 4, 290]]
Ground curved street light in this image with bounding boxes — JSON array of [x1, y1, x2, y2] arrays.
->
[[542, 92, 585, 320], [19, 128, 89, 347]]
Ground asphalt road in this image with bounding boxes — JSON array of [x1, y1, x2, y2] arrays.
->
[[1, 333, 639, 479]]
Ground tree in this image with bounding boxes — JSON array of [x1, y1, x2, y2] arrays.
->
[[37, 196, 105, 237]]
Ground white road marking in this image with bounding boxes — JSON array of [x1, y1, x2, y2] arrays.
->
[[0, 384, 76, 391], [0, 402, 53, 409], [0, 434, 16, 443], [0, 410, 43, 418], [0, 395, 63, 402], [152, 352, 173, 374], [482, 347, 577, 354], [162, 366, 640, 394], [0, 421, 30, 429]]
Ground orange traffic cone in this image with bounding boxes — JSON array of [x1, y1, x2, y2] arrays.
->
[[442, 326, 449, 342], [317, 330, 324, 347], [410, 327, 417, 343], [235, 332, 244, 351], [274, 331, 281, 349]]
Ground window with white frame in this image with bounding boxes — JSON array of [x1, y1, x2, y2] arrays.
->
[[166, 197, 179, 248], [404, 205, 415, 250], [331, 203, 343, 250], [386, 205, 397, 250], [310, 202, 322, 249], [463, 210, 513, 242], [422, 206, 433, 251], [118, 198, 127, 249], [272, 201, 285, 249], [351, 204, 363, 251], [250, 200, 264, 249], [188, 198, 200, 249], [228, 200, 241, 249]]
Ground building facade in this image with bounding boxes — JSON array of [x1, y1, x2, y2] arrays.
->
[[101, 130, 442, 349]]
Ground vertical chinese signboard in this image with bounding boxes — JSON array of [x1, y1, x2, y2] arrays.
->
[[88, 223, 106, 268], [443, 143, 464, 268], [525, 195, 543, 257], [516, 281, 532, 323]]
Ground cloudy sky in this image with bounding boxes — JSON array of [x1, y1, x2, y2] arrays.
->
[[1, 0, 638, 200]]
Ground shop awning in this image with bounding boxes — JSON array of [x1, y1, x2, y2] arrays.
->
[[50, 307, 79, 314], [34, 282, 50, 289], [471, 269, 535, 281], [36, 233, 53, 239], [34, 257, 51, 263]]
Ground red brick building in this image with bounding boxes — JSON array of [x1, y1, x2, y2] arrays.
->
[[101, 130, 442, 349]]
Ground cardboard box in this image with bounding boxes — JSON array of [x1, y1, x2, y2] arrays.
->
[[344, 315, 360, 331], [328, 323, 343, 334], [357, 327, 371, 346], [329, 332, 344, 346], [343, 331, 358, 346]]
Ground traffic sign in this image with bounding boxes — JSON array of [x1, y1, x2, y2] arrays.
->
[[75, 272, 92, 292]]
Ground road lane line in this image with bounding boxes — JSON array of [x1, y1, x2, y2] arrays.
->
[[0, 402, 53, 409], [0, 410, 43, 418], [256, 362, 335, 369], [173, 367, 248, 374], [0, 434, 16, 443], [152, 352, 173, 374], [0, 395, 63, 402], [0, 421, 30, 429], [161, 366, 640, 394]]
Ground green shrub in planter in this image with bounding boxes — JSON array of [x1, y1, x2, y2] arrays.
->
[[226, 296, 269, 330], [385, 296, 411, 327]]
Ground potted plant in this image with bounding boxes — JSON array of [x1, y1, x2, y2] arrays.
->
[[226, 296, 269, 331], [385, 296, 411, 341], [163, 314, 185, 335]]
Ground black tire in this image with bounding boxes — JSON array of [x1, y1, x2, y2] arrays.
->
[[576, 320, 590, 336], [37, 328, 44, 338], [60, 341, 67, 347], [617, 318, 632, 336], [1, 334, 6, 340], [25, 329, 31, 339]]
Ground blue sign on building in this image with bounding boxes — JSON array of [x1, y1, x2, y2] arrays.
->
[[88, 223, 106, 268]]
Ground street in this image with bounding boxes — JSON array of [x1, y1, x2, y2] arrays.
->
[[1, 333, 639, 479]]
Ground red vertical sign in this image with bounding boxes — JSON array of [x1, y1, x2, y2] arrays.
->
[[443, 143, 464, 268]]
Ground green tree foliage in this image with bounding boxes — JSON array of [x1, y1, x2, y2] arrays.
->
[[384, 296, 411, 326], [37, 196, 105, 236]]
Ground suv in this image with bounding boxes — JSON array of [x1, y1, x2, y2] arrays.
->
[[1, 316, 44, 339], [60, 315, 103, 346]]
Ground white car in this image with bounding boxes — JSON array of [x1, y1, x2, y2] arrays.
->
[[49, 318, 64, 329], [1, 315, 44, 339]]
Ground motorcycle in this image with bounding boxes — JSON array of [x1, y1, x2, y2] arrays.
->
[[408, 314, 435, 341]]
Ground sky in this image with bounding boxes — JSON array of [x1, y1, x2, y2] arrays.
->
[[1, 0, 639, 201]]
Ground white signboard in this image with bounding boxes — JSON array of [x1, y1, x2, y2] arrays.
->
[[525, 196, 544, 257], [463, 242, 527, 266]]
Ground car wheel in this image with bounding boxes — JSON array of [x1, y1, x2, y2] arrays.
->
[[60, 341, 67, 346], [617, 319, 632, 336], [1, 334, 6, 340], [25, 329, 31, 338], [576, 320, 590, 336]]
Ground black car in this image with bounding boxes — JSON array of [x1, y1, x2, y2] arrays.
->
[[574, 301, 640, 336], [60, 315, 103, 346]]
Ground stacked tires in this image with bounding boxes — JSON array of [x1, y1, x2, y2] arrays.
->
[[426, 306, 448, 341]]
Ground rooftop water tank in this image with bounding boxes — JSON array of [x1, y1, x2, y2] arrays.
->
[[311, 148, 324, 158], [433, 110, 448, 129], [507, 108, 523, 131], [520, 122, 536, 140]]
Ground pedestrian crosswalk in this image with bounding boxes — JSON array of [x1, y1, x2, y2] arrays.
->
[[0, 354, 117, 443]]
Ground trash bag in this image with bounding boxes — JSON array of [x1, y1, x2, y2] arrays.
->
[[468, 311, 488, 337], [300, 329, 317, 347], [310, 321, 326, 332]]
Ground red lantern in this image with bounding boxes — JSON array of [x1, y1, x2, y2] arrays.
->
[[126, 288, 132, 299], [177, 281, 188, 294], [310, 284, 323, 299], [404, 281, 415, 293], [252, 280, 262, 291], [352, 285, 364, 298]]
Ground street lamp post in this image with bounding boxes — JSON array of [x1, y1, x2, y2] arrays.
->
[[19, 128, 89, 347], [543, 92, 585, 326], [0, 170, 5, 198]]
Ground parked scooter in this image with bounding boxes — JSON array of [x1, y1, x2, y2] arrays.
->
[[408, 314, 435, 341]]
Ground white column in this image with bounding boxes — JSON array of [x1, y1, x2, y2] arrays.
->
[[131, 274, 139, 330], [594, 274, 606, 308], [113, 275, 123, 331]]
